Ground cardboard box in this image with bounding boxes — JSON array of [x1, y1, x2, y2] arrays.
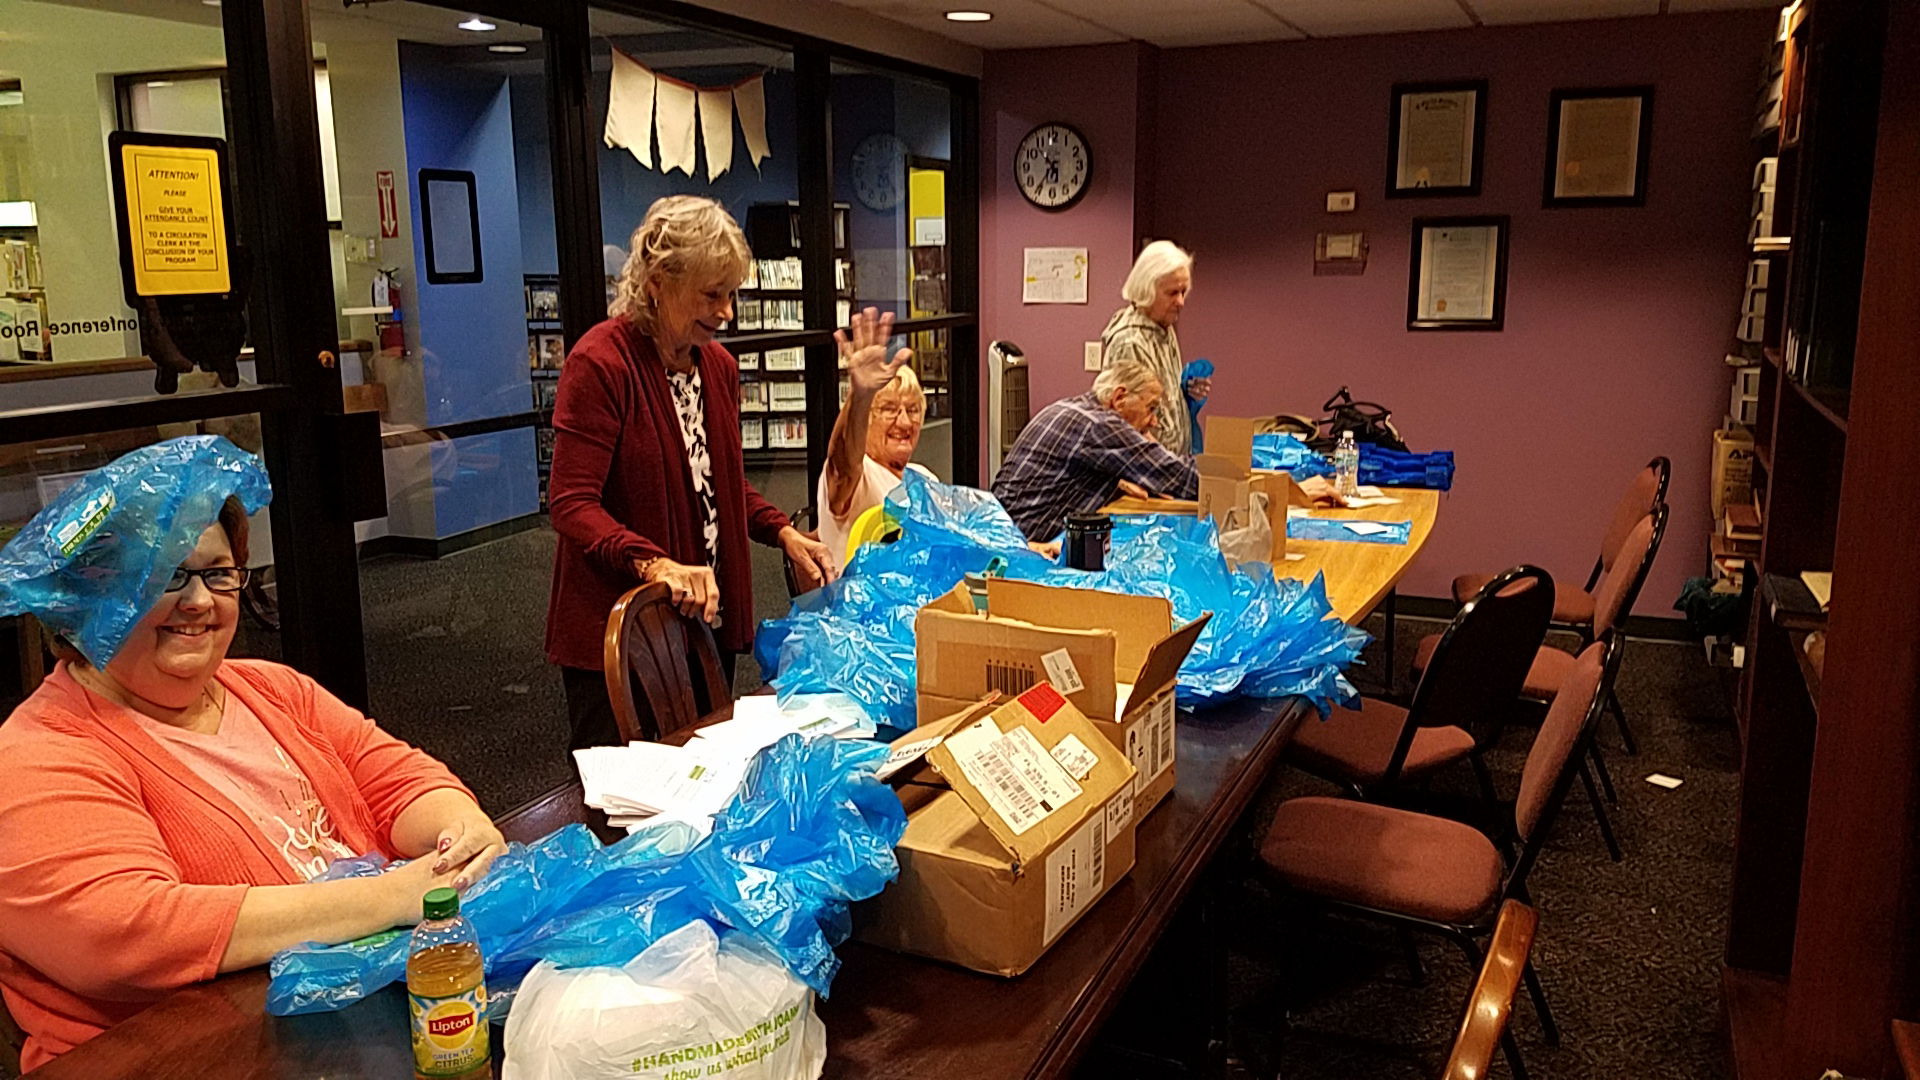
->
[[856, 686, 1138, 976], [1712, 428, 1756, 518], [915, 579, 1208, 822], [1192, 416, 1308, 558]]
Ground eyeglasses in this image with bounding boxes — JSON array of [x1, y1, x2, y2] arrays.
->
[[874, 403, 925, 423], [164, 566, 252, 594]]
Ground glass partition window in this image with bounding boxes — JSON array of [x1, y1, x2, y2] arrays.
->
[[830, 62, 954, 480]]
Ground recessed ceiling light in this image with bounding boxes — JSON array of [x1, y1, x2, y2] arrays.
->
[[487, 43, 528, 54], [944, 10, 992, 21], [457, 17, 496, 32]]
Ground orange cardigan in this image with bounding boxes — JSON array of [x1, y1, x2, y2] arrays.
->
[[0, 660, 472, 1072]]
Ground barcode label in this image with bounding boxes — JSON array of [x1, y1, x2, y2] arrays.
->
[[1040, 648, 1085, 695], [984, 659, 1038, 697], [1149, 693, 1176, 784], [1044, 812, 1106, 945], [945, 718, 1082, 836], [1105, 783, 1135, 835]]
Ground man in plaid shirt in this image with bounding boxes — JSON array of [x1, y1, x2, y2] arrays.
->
[[992, 358, 1199, 542]]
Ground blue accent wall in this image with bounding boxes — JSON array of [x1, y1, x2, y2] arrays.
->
[[399, 42, 540, 537]]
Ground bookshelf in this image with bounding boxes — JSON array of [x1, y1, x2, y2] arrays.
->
[[1722, 2, 1920, 1076], [525, 273, 564, 510], [735, 201, 853, 465]]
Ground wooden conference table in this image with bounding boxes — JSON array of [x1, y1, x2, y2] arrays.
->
[[34, 489, 1438, 1080]]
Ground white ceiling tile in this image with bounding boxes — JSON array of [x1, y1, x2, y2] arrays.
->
[[1255, 0, 1475, 37], [1469, 0, 1659, 25], [1046, 0, 1307, 45], [833, 0, 1125, 48]]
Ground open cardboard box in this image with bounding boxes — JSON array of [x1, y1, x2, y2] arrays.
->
[[855, 685, 1138, 976], [1194, 417, 1308, 562], [915, 578, 1209, 823]]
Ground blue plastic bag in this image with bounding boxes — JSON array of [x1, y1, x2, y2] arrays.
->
[[755, 472, 1366, 723], [1287, 517, 1413, 545], [1251, 433, 1455, 491], [266, 734, 903, 1015], [1183, 357, 1214, 452], [0, 435, 271, 664]]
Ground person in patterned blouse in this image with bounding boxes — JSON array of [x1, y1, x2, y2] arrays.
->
[[545, 196, 837, 749]]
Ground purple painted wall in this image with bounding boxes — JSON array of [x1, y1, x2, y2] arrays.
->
[[982, 13, 1773, 612]]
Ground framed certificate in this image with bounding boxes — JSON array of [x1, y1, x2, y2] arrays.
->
[[1545, 87, 1653, 207], [1408, 216, 1509, 331], [1388, 80, 1486, 198]]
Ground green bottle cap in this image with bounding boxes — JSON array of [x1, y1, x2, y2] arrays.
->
[[422, 886, 459, 920]]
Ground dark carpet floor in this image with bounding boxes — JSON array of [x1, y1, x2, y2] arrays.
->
[[1189, 617, 1742, 1080]]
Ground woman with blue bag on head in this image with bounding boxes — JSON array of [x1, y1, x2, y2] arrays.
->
[[0, 437, 504, 1071]]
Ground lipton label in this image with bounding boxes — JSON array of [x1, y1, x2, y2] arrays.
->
[[410, 985, 488, 1076]]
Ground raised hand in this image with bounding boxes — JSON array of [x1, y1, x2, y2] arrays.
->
[[835, 307, 913, 398]]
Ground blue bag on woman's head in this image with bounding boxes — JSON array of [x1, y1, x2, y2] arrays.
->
[[0, 435, 272, 664]]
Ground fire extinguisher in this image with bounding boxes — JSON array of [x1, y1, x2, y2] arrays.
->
[[375, 268, 405, 355]]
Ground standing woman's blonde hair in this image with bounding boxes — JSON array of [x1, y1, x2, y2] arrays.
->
[[610, 196, 752, 335]]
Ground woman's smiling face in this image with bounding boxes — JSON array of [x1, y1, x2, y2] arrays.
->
[[101, 523, 241, 708]]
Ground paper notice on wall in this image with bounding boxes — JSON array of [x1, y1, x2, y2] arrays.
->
[[734, 76, 770, 171], [654, 77, 698, 177], [944, 718, 1082, 836], [698, 87, 734, 181], [1022, 247, 1088, 304], [604, 48, 656, 169], [1044, 812, 1106, 944]]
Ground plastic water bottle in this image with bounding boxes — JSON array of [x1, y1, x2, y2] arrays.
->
[[1334, 430, 1360, 499], [408, 887, 491, 1079]]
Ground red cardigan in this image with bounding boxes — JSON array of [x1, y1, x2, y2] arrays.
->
[[545, 317, 789, 665], [0, 660, 472, 1071]]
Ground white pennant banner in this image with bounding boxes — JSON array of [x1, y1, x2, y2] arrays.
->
[[697, 87, 734, 181], [734, 75, 770, 173], [603, 48, 655, 169]]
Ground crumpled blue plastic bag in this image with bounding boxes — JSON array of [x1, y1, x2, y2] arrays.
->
[[1287, 517, 1413, 545], [0, 435, 271, 664], [1252, 433, 1455, 491], [266, 734, 902, 1016], [755, 472, 1366, 727]]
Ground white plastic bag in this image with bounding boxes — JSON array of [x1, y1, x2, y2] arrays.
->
[[503, 921, 826, 1080], [1218, 490, 1274, 570]]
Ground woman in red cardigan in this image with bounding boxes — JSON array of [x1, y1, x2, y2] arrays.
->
[[546, 196, 837, 749], [0, 485, 505, 1072]]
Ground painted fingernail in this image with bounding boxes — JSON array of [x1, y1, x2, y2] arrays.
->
[[433, 860, 448, 873], [438, 837, 452, 852]]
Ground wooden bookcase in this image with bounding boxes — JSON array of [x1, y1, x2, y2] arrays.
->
[[1723, 1, 1920, 1075]]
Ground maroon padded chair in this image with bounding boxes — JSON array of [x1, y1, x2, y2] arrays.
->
[[1261, 637, 1621, 1073], [1450, 456, 1668, 642], [1287, 566, 1553, 806], [603, 581, 735, 744]]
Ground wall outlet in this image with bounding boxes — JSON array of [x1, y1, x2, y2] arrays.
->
[[1084, 341, 1103, 371], [1326, 190, 1357, 213]]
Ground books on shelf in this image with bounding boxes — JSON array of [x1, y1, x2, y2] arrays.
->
[[741, 418, 764, 450], [740, 381, 769, 413], [768, 382, 807, 412], [1799, 570, 1832, 610], [767, 416, 807, 449], [764, 347, 804, 371]]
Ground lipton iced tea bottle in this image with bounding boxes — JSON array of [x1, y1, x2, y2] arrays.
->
[[407, 887, 490, 1079]]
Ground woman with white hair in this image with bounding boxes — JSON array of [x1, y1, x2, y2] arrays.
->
[[817, 308, 934, 561], [1102, 240, 1209, 455], [546, 195, 837, 749]]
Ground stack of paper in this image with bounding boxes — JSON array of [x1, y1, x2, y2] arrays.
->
[[573, 693, 878, 836], [573, 742, 751, 836]]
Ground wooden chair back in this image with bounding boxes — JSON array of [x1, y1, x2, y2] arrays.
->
[[1388, 566, 1554, 782], [603, 582, 733, 743], [1441, 900, 1538, 1080], [782, 506, 816, 598], [495, 781, 595, 846]]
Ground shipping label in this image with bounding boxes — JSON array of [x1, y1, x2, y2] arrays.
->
[[945, 718, 1082, 836], [1048, 733, 1099, 780], [1039, 647, 1086, 695], [1104, 784, 1135, 834], [1043, 812, 1107, 945]]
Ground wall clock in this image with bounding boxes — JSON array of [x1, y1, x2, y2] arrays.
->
[[851, 133, 908, 212], [1015, 123, 1091, 211]]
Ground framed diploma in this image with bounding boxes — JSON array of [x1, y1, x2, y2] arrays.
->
[[1387, 80, 1486, 198], [1408, 216, 1509, 331], [1545, 86, 1653, 207]]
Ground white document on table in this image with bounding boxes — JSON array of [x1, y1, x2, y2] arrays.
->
[[1344, 521, 1394, 536], [573, 743, 750, 835]]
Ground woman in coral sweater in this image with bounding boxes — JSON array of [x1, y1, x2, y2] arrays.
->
[[0, 455, 505, 1071]]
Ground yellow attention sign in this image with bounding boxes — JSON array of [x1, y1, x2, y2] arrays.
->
[[120, 143, 230, 297]]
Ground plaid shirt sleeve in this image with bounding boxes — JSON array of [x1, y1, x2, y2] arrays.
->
[[993, 394, 1198, 541], [1072, 407, 1198, 499]]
